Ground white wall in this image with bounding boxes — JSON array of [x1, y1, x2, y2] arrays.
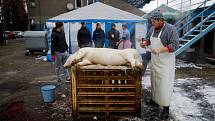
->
[[69, 22, 82, 53], [135, 23, 148, 54]]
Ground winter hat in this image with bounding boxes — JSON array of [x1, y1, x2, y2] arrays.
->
[[151, 11, 164, 20], [111, 23, 116, 27], [122, 23, 128, 28]]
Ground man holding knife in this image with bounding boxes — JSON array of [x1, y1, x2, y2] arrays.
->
[[140, 11, 179, 120]]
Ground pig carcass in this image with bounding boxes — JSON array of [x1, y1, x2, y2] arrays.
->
[[64, 47, 143, 68]]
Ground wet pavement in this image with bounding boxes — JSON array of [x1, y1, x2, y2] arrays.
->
[[0, 39, 214, 121]]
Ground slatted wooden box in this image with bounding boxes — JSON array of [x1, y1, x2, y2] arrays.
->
[[70, 65, 142, 119]]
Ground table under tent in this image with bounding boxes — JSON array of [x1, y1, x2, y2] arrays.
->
[[46, 2, 147, 60]]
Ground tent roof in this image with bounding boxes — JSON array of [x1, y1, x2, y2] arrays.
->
[[48, 2, 145, 22]]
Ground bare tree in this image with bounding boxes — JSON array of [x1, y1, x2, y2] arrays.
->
[[2, 0, 28, 31]]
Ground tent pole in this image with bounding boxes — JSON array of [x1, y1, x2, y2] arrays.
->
[[69, 23, 72, 54]]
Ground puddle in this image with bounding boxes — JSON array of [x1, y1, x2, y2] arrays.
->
[[0, 101, 47, 121]]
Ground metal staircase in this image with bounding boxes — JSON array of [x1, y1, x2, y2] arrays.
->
[[174, 1, 215, 56]]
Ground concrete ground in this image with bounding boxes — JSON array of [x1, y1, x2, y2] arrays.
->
[[0, 39, 214, 121]]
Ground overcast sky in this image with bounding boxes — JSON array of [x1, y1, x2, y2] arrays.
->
[[141, 0, 215, 13]]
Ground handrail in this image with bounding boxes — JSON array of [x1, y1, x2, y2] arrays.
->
[[169, 0, 198, 8], [174, 0, 208, 27], [175, 11, 215, 56], [180, 11, 215, 40], [176, 2, 215, 32]]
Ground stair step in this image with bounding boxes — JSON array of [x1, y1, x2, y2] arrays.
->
[[208, 15, 215, 17], [205, 20, 215, 22], [186, 35, 196, 37], [198, 16, 215, 19], [179, 44, 184, 47], [198, 16, 213, 18], [193, 30, 201, 32], [180, 39, 190, 42], [202, 25, 209, 27], [209, 16, 215, 20]]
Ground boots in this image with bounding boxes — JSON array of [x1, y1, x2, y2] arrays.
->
[[160, 106, 169, 120]]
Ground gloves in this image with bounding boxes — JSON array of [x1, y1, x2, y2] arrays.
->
[[51, 55, 55, 61]]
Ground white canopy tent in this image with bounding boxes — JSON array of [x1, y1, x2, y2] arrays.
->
[[46, 2, 147, 58]]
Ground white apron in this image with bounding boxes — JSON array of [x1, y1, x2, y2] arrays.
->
[[150, 28, 175, 106]]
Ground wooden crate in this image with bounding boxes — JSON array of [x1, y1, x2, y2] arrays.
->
[[70, 65, 142, 119]]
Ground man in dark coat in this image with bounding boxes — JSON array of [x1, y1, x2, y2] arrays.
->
[[77, 22, 92, 48], [93, 23, 105, 48], [107, 23, 120, 49]]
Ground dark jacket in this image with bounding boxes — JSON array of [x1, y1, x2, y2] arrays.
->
[[51, 28, 68, 55], [107, 29, 120, 48], [93, 29, 105, 48], [77, 27, 91, 48]]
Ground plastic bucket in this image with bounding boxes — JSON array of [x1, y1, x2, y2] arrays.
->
[[46, 53, 53, 62], [41, 85, 56, 103]]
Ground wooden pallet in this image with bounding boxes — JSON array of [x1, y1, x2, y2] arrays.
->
[[70, 65, 142, 119]]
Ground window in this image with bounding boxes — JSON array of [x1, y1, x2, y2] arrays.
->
[[76, 0, 82, 8], [75, 0, 95, 8], [88, 0, 94, 5]]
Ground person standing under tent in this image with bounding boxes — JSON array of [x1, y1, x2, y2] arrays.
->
[[140, 11, 179, 120], [93, 23, 105, 48], [118, 24, 132, 49], [77, 22, 92, 48], [51, 22, 71, 83], [107, 23, 120, 49]]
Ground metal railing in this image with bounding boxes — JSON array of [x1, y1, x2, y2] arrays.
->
[[175, 11, 215, 56], [175, 2, 214, 33], [174, 0, 208, 27]]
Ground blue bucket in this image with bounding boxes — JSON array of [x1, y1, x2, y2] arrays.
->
[[46, 54, 53, 62], [41, 85, 56, 103]]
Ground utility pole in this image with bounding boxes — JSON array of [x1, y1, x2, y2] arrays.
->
[[0, 0, 3, 24], [38, 0, 41, 30], [157, 0, 158, 7], [0, 0, 2, 23], [0, 0, 6, 45], [0, 0, 2, 44]]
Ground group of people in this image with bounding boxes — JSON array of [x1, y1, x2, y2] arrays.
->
[[51, 11, 179, 120], [77, 21, 132, 49]]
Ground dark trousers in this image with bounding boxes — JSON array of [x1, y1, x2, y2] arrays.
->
[[141, 52, 151, 75]]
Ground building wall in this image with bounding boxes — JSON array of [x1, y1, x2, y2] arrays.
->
[[100, 0, 145, 16], [27, 0, 145, 26], [28, 0, 75, 24]]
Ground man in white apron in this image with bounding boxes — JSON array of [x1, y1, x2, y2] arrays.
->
[[140, 11, 179, 120]]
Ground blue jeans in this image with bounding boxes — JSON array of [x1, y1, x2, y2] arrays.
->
[[55, 51, 70, 81], [141, 52, 151, 75]]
